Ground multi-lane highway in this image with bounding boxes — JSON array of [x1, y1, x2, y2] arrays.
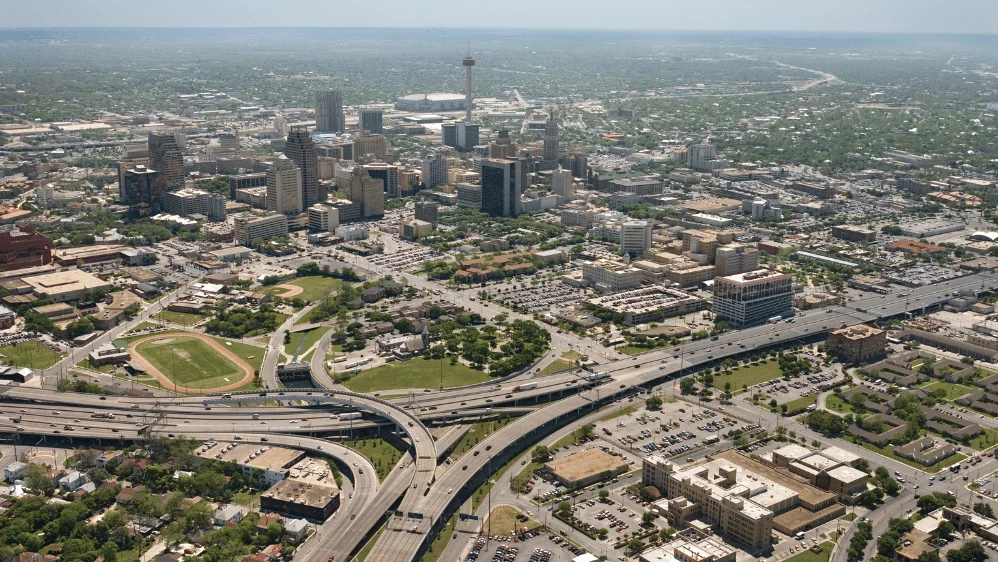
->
[[363, 272, 998, 560], [5, 271, 994, 561]]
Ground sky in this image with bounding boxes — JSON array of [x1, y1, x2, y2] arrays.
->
[[3, 0, 997, 34]]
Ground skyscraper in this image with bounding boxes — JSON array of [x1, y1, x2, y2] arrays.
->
[[481, 158, 524, 218], [551, 167, 575, 201], [421, 152, 448, 189], [121, 166, 159, 215], [442, 122, 480, 152], [365, 163, 400, 198], [541, 116, 559, 171], [315, 90, 345, 133], [285, 126, 321, 208], [266, 155, 303, 216], [347, 168, 384, 219], [353, 133, 387, 162], [147, 133, 184, 192], [359, 109, 383, 134]]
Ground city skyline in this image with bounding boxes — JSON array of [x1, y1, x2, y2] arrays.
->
[[3, 0, 997, 34]]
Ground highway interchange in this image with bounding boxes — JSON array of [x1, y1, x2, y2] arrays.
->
[[1, 270, 995, 561]]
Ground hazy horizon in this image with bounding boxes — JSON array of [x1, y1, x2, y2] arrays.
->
[[3, 0, 997, 34]]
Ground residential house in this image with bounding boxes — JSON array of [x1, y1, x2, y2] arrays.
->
[[215, 505, 244, 526], [284, 518, 310, 544]]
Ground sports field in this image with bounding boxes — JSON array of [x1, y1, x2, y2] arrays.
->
[[133, 334, 253, 391], [265, 277, 342, 302]]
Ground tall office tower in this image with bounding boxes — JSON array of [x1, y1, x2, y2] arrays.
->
[[541, 116, 559, 171], [266, 155, 304, 215], [686, 143, 718, 171], [414, 201, 439, 228], [359, 109, 384, 134], [481, 158, 524, 217], [712, 269, 793, 328], [551, 167, 575, 201], [442, 123, 458, 148], [117, 158, 148, 199], [347, 167, 384, 219], [147, 133, 184, 191], [120, 166, 159, 213], [315, 90, 345, 133], [365, 163, 400, 198], [620, 220, 653, 255], [421, 152, 448, 189], [570, 152, 588, 179], [285, 126, 321, 207], [457, 122, 479, 152], [463, 55, 475, 122], [353, 133, 387, 161]]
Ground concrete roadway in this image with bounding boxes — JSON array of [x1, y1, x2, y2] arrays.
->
[[17, 271, 997, 560], [365, 272, 998, 560]]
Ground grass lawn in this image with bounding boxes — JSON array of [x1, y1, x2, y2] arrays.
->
[[342, 358, 492, 393], [859, 441, 966, 473], [341, 436, 405, 481], [511, 461, 544, 493], [966, 427, 998, 451], [619, 342, 669, 356], [920, 380, 975, 401], [208, 337, 265, 372], [785, 542, 833, 562], [420, 514, 457, 562], [483, 505, 540, 536], [471, 454, 518, 511], [154, 310, 206, 326], [781, 395, 817, 416], [355, 523, 386, 562], [562, 350, 583, 361], [450, 417, 517, 460], [76, 359, 117, 373], [600, 406, 638, 422], [232, 490, 262, 510], [825, 393, 857, 415], [536, 359, 572, 377], [0, 341, 64, 369], [710, 360, 782, 392], [135, 336, 245, 389], [841, 513, 857, 522], [285, 327, 330, 359], [127, 321, 158, 333], [265, 276, 342, 302]]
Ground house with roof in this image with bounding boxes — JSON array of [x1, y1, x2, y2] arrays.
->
[[59, 471, 86, 492], [215, 504, 244, 527], [284, 518, 310, 544]]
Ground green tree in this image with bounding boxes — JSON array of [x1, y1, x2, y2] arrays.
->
[[531, 446, 550, 463], [680, 378, 696, 394], [974, 502, 995, 518], [646, 396, 663, 410]]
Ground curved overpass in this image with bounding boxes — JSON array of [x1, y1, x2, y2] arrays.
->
[[367, 272, 998, 559]]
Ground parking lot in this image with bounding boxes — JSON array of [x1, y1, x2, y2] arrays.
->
[[488, 277, 589, 314], [593, 400, 760, 463], [755, 371, 838, 404], [464, 532, 588, 562], [367, 241, 444, 272]]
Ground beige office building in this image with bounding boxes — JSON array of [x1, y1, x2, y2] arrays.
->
[[234, 213, 288, 245], [266, 155, 303, 215]]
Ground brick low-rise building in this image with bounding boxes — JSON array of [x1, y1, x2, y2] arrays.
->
[[0, 227, 51, 272], [827, 324, 887, 364]]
